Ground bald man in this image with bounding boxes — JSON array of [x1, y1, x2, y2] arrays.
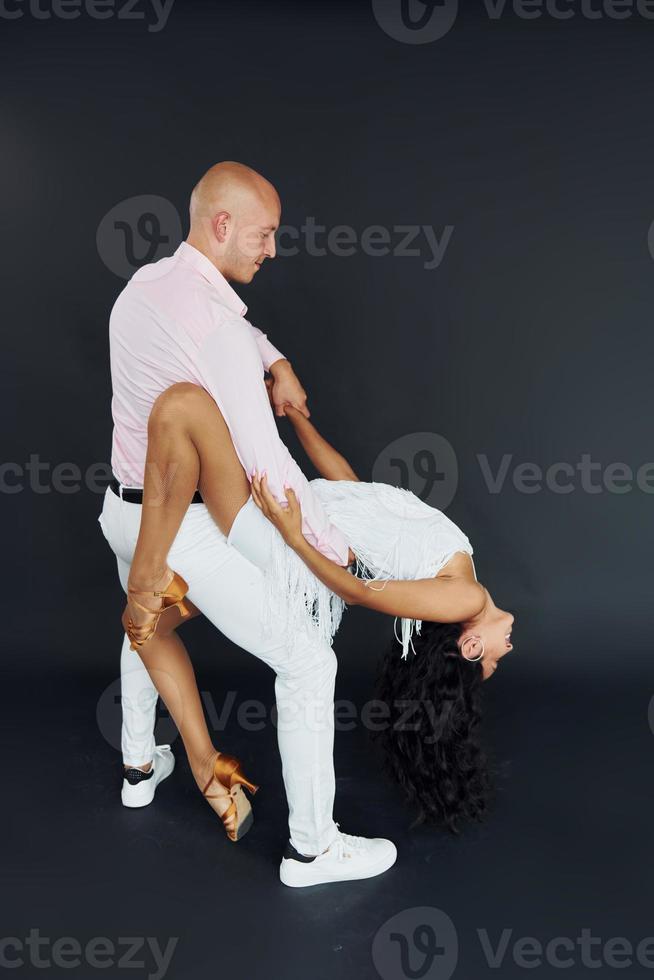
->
[[98, 162, 397, 887]]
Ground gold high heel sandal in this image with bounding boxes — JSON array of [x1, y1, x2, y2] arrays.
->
[[124, 571, 191, 652], [202, 753, 259, 843]]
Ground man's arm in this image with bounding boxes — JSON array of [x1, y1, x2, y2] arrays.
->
[[247, 323, 309, 418], [247, 323, 285, 371], [193, 316, 350, 566]]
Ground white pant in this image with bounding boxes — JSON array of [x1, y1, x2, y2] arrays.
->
[[97, 485, 339, 855]]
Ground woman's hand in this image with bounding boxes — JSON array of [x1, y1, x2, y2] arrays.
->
[[251, 472, 304, 549]]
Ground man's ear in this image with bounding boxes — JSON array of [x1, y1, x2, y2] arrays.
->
[[213, 210, 231, 244]]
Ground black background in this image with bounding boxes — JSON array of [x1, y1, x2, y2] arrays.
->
[[3, 1, 654, 978]]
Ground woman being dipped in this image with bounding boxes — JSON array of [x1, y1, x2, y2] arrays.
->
[[122, 383, 515, 838]]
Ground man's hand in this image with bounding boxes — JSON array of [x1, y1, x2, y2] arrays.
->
[[268, 358, 310, 419]]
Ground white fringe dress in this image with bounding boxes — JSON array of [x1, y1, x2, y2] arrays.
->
[[226, 479, 475, 659]]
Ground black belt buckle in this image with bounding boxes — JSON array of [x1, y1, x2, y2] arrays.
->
[[109, 477, 203, 505]]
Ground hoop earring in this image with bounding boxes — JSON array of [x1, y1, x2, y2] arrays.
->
[[461, 636, 485, 663]]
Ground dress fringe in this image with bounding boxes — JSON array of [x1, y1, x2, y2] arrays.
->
[[260, 523, 346, 655]]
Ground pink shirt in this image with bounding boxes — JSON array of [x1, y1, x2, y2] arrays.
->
[[108, 241, 349, 565]]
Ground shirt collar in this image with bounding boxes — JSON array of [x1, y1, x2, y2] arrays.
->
[[176, 241, 247, 317]]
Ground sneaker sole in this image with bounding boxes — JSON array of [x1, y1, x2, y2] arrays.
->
[[121, 788, 157, 809], [279, 849, 397, 888]]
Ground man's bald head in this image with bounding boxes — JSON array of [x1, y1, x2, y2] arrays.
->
[[190, 161, 279, 223], [186, 161, 281, 284]]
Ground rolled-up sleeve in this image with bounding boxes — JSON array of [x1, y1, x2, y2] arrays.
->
[[194, 315, 350, 565], [247, 323, 286, 372]]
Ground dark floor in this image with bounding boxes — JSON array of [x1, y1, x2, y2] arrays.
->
[[5, 648, 654, 980]]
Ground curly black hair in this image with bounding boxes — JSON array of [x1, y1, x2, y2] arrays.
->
[[374, 620, 494, 834]]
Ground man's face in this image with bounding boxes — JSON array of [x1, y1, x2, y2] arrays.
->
[[223, 191, 280, 284]]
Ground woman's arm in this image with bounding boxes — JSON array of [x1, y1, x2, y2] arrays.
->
[[282, 404, 359, 482], [251, 474, 485, 623]]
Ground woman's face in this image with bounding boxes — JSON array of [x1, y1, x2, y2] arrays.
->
[[460, 589, 514, 680]]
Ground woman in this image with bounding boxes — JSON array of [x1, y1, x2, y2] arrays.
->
[[123, 382, 515, 840]]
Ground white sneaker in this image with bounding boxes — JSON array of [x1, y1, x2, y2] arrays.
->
[[121, 745, 175, 808], [279, 828, 397, 888]]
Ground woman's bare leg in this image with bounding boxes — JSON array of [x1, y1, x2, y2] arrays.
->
[[123, 382, 253, 831], [126, 381, 251, 636], [128, 381, 250, 592], [130, 619, 240, 831]]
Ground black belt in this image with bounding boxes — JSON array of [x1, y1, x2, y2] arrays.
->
[[109, 478, 204, 505]]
